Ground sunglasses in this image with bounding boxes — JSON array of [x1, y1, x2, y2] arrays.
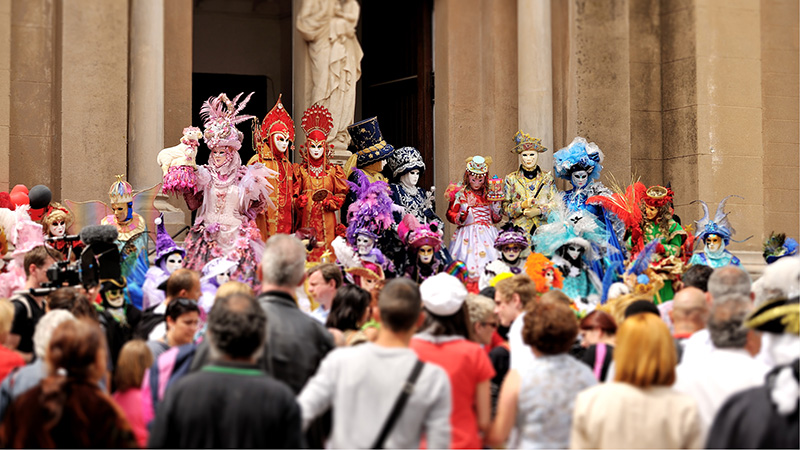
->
[[480, 321, 498, 328]]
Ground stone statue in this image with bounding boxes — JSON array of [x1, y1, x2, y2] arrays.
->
[[297, 0, 363, 155]]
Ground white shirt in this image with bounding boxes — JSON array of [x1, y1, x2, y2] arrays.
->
[[679, 328, 713, 364], [509, 312, 536, 371], [674, 347, 769, 430], [308, 305, 329, 324]]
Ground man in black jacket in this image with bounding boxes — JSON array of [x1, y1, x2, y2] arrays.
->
[[148, 292, 302, 448]]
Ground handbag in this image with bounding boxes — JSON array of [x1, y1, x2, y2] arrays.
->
[[371, 359, 425, 449]]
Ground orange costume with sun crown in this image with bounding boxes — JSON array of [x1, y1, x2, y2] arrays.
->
[[248, 95, 296, 240]]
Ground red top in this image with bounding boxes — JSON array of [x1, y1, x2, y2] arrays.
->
[[410, 337, 495, 449], [484, 330, 506, 355], [0, 345, 25, 383], [112, 388, 149, 448]]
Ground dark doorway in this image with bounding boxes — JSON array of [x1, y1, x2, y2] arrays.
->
[[359, 0, 434, 188], [192, 73, 286, 166]]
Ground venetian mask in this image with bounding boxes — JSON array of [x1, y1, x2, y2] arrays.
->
[[271, 132, 290, 154], [418, 245, 434, 264], [544, 268, 555, 287], [211, 147, 231, 168], [566, 244, 583, 261], [101, 282, 126, 309], [706, 234, 724, 253], [112, 203, 130, 223], [165, 253, 183, 274], [356, 234, 375, 256], [48, 220, 66, 238], [401, 169, 421, 188], [308, 141, 325, 160], [468, 173, 486, 191], [520, 150, 539, 171], [502, 245, 523, 263], [360, 277, 379, 291], [571, 170, 590, 189], [644, 205, 658, 221], [216, 271, 231, 285]]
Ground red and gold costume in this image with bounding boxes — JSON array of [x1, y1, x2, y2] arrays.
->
[[294, 104, 348, 262], [248, 95, 296, 239]]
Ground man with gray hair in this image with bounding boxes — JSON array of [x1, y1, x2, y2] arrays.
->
[[148, 293, 302, 448], [673, 294, 768, 431], [0, 310, 76, 420]]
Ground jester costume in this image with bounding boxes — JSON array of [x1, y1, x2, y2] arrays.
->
[[294, 104, 349, 261], [248, 95, 296, 239], [502, 131, 557, 236]]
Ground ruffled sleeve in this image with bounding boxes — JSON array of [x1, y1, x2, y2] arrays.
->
[[239, 162, 279, 219]]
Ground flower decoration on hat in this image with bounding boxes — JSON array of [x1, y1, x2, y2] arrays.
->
[[299, 103, 334, 162], [387, 146, 426, 180], [553, 137, 605, 182], [643, 185, 674, 209], [346, 117, 396, 168], [200, 92, 256, 151], [398, 214, 443, 252], [513, 130, 548, 154], [494, 222, 530, 250], [465, 155, 492, 175]]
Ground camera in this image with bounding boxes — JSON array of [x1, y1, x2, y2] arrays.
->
[[43, 260, 83, 289]]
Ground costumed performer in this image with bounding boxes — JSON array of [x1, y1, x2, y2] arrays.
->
[[502, 131, 557, 236], [524, 252, 565, 294], [174, 92, 278, 287], [142, 215, 185, 310], [340, 117, 395, 225], [637, 185, 687, 303], [553, 137, 627, 270], [345, 262, 385, 291], [199, 257, 237, 314], [0, 208, 44, 298], [479, 223, 530, 290], [689, 196, 748, 268], [41, 202, 83, 261], [532, 204, 611, 311], [445, 156, 503, 291], [397, 214, 445, 283], [248, 95, 296, 240], [294, 103, 349, 261], [331, 168, 400, 276], [100, 176, 152, 310]]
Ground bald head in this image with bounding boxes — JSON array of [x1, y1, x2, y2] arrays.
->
[[708, 266, 751, 301], [671, 287, 709, 334]]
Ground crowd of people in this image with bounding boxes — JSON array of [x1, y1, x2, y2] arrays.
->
[[0, 90, 797, 448], [0, 232, 796, 449]]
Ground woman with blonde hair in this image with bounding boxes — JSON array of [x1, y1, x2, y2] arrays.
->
[[570, 313, 703, 449]]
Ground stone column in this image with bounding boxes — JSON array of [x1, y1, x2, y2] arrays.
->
[[517, 0, 554, 171], [128, 0, 164, 190], [58, 0, 129, 201], [0, 0, 10, 193]]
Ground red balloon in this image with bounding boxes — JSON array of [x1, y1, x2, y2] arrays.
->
[[9, 191, 28, 207], [10, 184, 28, 195]]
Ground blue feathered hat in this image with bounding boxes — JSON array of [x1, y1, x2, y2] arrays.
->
[[553, 137, 604, 183], [692, 195, 751, 247], [347, 117, 395, 168]]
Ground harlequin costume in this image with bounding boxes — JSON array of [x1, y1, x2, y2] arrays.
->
[[502, 131, 557, 236], [340, 117, 395, 225], [689, 195, 746, 268], [100, 176, 150, 310], [294, 104, 349, 262], [174, 92, 278, 287], [445, 156, 503, 291], [248, 95, 296, 239]]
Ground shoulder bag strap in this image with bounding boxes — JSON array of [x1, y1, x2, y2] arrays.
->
[[371, 359, 425, 449], [593, 343, 607, 380]]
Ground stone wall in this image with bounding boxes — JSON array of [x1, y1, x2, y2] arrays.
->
[[760, 0, 800, 240]]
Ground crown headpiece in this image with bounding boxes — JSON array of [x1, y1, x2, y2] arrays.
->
[[260, 94, 295, 145], [299, 104, 334, 161], [513, 130, 548, 154], [643, 185, 673, 208], [108, 175, 134, 204]]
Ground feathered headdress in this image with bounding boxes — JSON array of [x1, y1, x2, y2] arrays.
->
[[553, 137, 605, 182], [398, 214, 443, 251], [763, 232, 800, 264], [691, 195, 750, 247], [108, 175, 134, 205], [345, 169, 396, 244], [587, 179, 647, 254], [531, 200, 611, 260], [200, 92, 255, 150]]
